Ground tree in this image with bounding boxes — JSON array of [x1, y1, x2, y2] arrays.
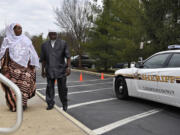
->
[[0, 29, 5, 37], [31, 34, 44, 56], [0, 28, 6, 47], [58, 32, 77, 56], [54, 0, 93, 68], [87, 0, 144, 71], [142, 0, 180, 53]]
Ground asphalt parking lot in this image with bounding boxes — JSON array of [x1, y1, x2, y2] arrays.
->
[[36, 70, 180, 135]]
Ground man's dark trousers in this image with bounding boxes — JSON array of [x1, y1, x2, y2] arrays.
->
[[46, 76, 68, 107]]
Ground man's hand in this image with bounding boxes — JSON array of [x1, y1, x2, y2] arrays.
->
[[41, 61, 46, 78], [41, 71, 46, 78], [66, 68, 71, 76]]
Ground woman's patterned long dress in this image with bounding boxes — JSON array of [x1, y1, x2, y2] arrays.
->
[[1, 51, 36, 112]]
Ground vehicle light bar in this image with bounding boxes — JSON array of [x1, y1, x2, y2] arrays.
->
[[168, 45, 180, 50]]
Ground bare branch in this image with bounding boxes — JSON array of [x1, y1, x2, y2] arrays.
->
[[54, 0, 93, 45]]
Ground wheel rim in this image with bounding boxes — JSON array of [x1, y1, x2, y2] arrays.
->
[[118, 81, 124, 94]]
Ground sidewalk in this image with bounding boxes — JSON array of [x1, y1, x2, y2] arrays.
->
[[0, 87, 86, 135]]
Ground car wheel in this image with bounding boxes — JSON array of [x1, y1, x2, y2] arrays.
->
[[115, 76, 128, 99]]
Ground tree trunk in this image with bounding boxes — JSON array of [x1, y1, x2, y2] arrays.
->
[[104, 60, 108, 72], [78, 54, 82, 68]]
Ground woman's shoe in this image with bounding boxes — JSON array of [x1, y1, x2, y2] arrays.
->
[[11, 108, 16, 112]]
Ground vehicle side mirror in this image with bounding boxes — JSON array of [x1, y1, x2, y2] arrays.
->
[[136, 57, 144, 68], [138, 57, 143, 63], [130, 62, 135, 68]]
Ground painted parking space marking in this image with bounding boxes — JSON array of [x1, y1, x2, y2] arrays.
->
[[93, 109, 162, 135], [63, 81, 112, 88], [67, 78, 112, 83], [36, 88, 46, 91], [36, 82, 113, 91], [36, 82, 47, 85], [68, 98, 116, 109], [36, 78, 113, 85], [55, 87, 112, 96]]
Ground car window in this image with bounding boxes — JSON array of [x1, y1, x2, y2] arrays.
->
[[167, 53, 180, 67], [81, 55, 89, 59], [74, 56, 79, 59], [143, 53, 170, 68]]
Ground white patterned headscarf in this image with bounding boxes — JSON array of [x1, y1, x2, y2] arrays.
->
[[0, 23, 39, 68]]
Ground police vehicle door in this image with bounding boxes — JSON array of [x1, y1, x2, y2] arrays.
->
[[135, 53, 171, 101], [156, 53, 180, 106]]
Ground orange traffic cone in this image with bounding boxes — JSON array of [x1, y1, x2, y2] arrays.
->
[[55, 80, 57, 84], [101, 73, 104, 80], [80, 73, 83, 81]]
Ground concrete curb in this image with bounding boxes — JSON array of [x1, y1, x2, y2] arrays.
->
[[72, 69, 114, 77], [36, 91, 97, 135]]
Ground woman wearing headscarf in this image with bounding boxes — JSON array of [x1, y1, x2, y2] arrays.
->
[[0, 23, 39, 112]]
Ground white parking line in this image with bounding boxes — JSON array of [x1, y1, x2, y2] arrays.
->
[[69, 82, 112, 88], [36, 82, 113, 91], [36, 78, 112, 85], [68, 98, 116, 109], [36, 88, 46, 91], [36, 82, 47, 85], [55, 87, 112, 96], [67, 78, 112, 83], [93, 109, 162, 135]]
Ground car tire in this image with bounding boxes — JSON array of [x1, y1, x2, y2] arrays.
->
[[115, 76, 128, 99]]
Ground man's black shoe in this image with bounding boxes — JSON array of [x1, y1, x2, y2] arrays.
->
[[46, 105, 54, 110], [63, 104, 68, 112]]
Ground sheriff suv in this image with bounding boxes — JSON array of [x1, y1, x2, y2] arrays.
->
[[114, 45, 180, 108]]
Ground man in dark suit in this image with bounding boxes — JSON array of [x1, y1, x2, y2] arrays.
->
[[40, 31, 71, 111]]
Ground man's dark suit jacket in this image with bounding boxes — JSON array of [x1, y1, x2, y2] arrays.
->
[[40, 39, 70, 79]]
